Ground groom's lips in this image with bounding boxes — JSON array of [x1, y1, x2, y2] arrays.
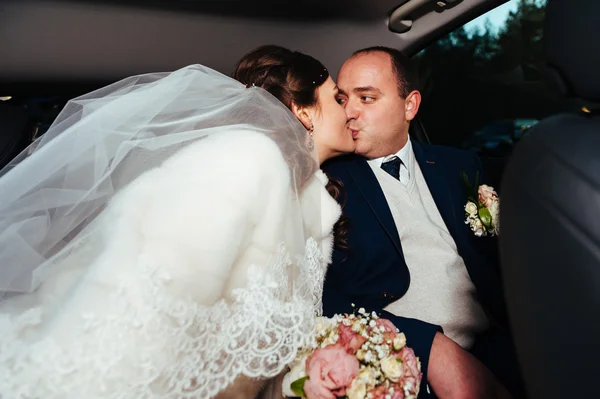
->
[[350, 129, 360, 139]]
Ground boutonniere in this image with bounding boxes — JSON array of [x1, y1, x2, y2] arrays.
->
[[462, 171, 500, 237]]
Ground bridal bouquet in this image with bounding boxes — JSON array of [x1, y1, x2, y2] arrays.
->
[[462, 172, 500, 237], [283, 308, 422, 399]]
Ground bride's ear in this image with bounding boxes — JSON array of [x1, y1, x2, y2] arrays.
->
[[291, 102, 312, 131]]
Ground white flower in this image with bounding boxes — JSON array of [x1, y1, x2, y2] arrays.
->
[[371, 334, 384, 345], [380, 356, 403, 382], [282, 357, 307, 397], [356, 349, 366, 361], [315, 316, 335, 334], [393, 333, 407, 351], [489, 200, 499, 218], [347, 378, 367, 399], [403, 380, 416, 398], [465, 201, 478, 216], [357, 367, 378, 387], [471, 218, 485, 237], [376, 344, 389, 359], [322, 334, 338, 346], [364, 350, 376, 364], [489, 200, 500, 235]]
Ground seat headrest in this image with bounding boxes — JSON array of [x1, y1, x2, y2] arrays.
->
[[545, 0, 600, 102]]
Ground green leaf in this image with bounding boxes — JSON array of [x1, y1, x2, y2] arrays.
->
[[291, 376, 309, 397], [461, 171, 473, 197], [479, 207, 492, 228]]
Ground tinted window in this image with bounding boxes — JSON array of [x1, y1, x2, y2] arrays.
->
[[414, 0, 569, 162]]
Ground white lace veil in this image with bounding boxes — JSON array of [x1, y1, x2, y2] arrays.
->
[[0, 65, 323, 397]]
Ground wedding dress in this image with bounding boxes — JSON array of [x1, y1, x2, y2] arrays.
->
[[0, 65, 341, 399]]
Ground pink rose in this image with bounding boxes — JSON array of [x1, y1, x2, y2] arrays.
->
[[478, 184, 497, 208], [391, 385, 406, 399], [367, 385, 387, 399], [304, 344, 360, 399], [375, 318, 398, 341], [338, 322, 367, 353], [375, 318, 397, 333], [396, 347, 422, 396], [368, 385, 405, 399]]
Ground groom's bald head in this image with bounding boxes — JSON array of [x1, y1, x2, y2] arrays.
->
[[348, 46, 419, 98]]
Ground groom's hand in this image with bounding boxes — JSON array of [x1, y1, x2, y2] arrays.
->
[[428, 332, 512, 399]]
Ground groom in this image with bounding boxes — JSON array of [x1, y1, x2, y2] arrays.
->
[[322, 47, 523, 398]]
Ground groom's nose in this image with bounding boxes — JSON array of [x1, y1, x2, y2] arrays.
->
[[344, 98, 359, 120]]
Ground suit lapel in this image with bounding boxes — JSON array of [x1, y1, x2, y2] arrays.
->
[[342, 142, 465, 261], [412, 140, 461, 240], [345, 157, 405, 260]]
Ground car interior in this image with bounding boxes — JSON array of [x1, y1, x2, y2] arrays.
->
[[1, 0, 598, 398], [500, 0, 600, 397]]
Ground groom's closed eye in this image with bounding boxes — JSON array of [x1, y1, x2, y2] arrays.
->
[[335, 91, 348, 105]]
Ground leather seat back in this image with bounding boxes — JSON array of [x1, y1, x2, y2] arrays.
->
[[500, 1, 600, 398]]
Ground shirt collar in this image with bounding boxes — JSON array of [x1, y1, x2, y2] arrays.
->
[[368, 136, 412, 167]]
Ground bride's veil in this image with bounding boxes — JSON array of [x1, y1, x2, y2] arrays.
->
[[0, 65, 323, 397]]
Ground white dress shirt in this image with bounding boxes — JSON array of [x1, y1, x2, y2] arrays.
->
[[368, 136, 412, 184]]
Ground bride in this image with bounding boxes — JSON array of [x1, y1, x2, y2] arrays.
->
[[0, 46, 354, 398]]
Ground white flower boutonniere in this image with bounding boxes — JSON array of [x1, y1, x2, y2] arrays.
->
[[462, 172, 500, 237]]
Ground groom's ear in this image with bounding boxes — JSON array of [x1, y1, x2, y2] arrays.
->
[[404, 90, 421, 122], [291, 102, 312, 131]]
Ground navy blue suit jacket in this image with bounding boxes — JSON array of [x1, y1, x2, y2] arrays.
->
[[322, 140, 518, 397]]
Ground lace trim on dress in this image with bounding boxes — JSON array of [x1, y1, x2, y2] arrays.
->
[[0, 238, 324, 398]]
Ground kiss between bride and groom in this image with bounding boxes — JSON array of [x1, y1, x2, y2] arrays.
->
[[0, 45, 521, 399]]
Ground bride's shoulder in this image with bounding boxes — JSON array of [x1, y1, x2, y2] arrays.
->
[[206, 129, 282, 152], [164, 129, 288, 175], [110, 130, 292, 213], [105, 130, 294, 238]]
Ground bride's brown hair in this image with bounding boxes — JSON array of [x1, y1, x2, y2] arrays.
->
[[233, 45, 349, 250]]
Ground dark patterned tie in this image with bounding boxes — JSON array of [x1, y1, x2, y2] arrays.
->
[[381, 156, 401, 180]]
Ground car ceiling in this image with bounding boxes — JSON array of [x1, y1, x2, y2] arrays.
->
[[0, 0, 508, 86]]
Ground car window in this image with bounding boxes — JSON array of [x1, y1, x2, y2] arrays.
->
[[413, 0, 567, 163]]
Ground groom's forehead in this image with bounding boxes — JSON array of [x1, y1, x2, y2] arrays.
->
[[343, 52, 392, 73], [338, 54, 395, 90]]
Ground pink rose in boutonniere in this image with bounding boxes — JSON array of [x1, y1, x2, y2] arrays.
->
[[478, 184, 497, 207], [462, 172, 500, 237]]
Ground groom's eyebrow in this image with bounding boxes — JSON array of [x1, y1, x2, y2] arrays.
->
[[354, 86, 381, 94]]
